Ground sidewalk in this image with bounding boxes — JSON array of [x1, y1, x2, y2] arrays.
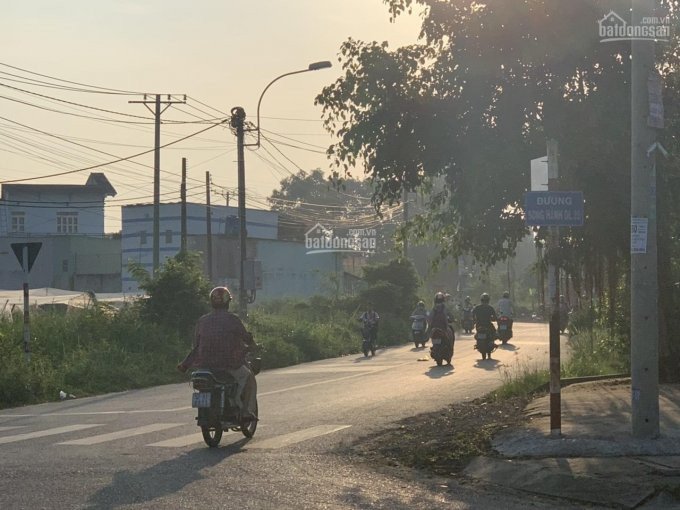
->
[[464, 379, 680, 508]]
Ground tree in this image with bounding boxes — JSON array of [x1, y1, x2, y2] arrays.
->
[[129, 251, 211, 338], [316, 0, 680, 379]]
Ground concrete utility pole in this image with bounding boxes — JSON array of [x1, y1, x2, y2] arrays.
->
[[230, 107, 248, 319], [547, 138, 561, 438], [180, 158, 187, 253], [205, 171, 213, 283], [129, 94, 186, 272], [630, 0, 660, 438]]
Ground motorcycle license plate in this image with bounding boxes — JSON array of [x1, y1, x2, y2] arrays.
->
[[432, 337, 441, 345], [192, 392, 211, 408], [499, 325, 507, 331], [477, 333, 487, 340]]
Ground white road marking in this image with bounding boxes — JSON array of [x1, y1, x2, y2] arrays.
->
[[0, 362, 412, 418], [277, 364, 402, 374], [147, 432, 206, 448], [57, 423, 183, 445], [260, 362, 411, 397], [0, 424, 101, 444], [248, 425, 351, 449], [0, 407, 189, 418], [0, 426, 25, 432]]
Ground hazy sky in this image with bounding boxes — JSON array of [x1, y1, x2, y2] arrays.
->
[[1, 1, 422, 231]]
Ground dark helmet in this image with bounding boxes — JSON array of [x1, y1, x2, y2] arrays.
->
[[434, 292, 446, 304], [209, 286, 232, 309], [480, 293, 490, 303], [503, 291, 510, 298]]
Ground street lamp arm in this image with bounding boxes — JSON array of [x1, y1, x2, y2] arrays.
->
[[248, 61, 332, 148]]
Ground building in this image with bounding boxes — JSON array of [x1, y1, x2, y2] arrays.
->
[[0, 173, 116, 236], [120, 202, 279, 292], [0, 173, 120, 292]]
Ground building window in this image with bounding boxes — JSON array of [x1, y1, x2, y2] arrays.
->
[[56, 212, 78, 233], [11, 213, 25, 233], [165, 229, 173, 244], [140, 230, 147, 245]]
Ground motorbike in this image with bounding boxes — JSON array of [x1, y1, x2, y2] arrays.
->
[[429, 325, 454, 366], [360, 320, 378, 357], [497, 316, 513, 344], [474, 324, 498, 360], [461, 308, 474, 334], [190, 353, 261, 447], [410, 314, 429, 348]]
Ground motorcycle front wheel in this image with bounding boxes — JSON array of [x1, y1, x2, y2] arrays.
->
[[241, 400, 259, 438], [201, 426, 223, 447]]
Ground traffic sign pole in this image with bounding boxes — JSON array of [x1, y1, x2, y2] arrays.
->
[[547, 139, 561, 438], [22, 246, 31, 363]]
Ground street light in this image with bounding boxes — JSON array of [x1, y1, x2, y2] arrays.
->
[[230, 60, 332, 318]]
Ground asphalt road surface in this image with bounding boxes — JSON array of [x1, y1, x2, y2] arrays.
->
[[0, 322, 579, 509]]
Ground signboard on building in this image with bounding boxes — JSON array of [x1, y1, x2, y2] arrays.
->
[[524, 191, 584, 227]]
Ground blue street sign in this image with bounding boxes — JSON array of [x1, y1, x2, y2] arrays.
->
[[524, 191, 584, 227]]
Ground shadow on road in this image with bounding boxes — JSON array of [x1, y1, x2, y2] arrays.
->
[[85, 437, 250, 509], [498, 343, 517, 351], [425, 364, 454, 378], [473, 358, 500, 371]]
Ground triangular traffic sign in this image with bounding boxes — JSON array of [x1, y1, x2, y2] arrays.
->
[[11, 242, 43, 273]]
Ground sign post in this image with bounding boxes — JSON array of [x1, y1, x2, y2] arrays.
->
[[524, 175, 584, 438], [10, 242, 42, 363]]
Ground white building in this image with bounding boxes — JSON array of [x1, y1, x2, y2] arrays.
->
[[121, 202, 278, 292], [0, 173, 116, 236]]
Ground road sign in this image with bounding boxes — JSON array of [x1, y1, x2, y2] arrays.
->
[[524, 191, 584, 227], [11, 242, 42, 272]]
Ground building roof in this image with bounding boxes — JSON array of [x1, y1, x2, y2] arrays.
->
[[1, 172, 117, 199]]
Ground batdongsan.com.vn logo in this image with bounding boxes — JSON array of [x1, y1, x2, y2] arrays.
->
[[598, 10, 671, 42], [305, 223, 377, 255]]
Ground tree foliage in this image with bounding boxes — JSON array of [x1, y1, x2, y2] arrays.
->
[[129, 251, 211, 338]]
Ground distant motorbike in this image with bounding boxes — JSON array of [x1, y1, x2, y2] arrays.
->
[[410, 314, 429, 348], [497, 316, 513, 344], [474, 324, 498, 360], [190, 353, 261, 447], [461, 308, 474, 334], [360, 320, 378, 357], [430, 325, 454, 366]]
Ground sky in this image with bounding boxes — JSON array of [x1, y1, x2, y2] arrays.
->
[[1, 1, 423, 232]]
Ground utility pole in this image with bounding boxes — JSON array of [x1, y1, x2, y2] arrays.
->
[[547, 138, 561, 438], [205, 171, 213, 283], [180, 158, 187, 253], [630, 0, 660, 438], [129, 94, 186, 272], [230, 106, 248, 319]]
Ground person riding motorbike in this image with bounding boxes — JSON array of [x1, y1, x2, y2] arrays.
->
[[497, 291, 514, 329], [461, 296, 474, 333], [359, 303, 380, 344], [473, 292, 498, 336], [410, 300, 429, 345], [429, 292, 452, 331], [177, 286, 258, 420], [429, 292, 455, 364]]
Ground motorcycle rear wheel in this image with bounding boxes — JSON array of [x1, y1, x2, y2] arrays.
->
[[241, 400, 258, 438], [201, 426, 223, 447]]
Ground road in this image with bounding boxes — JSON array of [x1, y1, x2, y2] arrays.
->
[[0, 322, 574, 509]]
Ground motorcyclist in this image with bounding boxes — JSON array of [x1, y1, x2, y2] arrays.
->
[[497, 291, 514, 329], [473, 292, 498, 336], [359, 303, 380, 344], [177, 286, 257, 420], [411, 300, 428, 320], [461, 296, 474, 333], [429, 292, 451, 332]]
